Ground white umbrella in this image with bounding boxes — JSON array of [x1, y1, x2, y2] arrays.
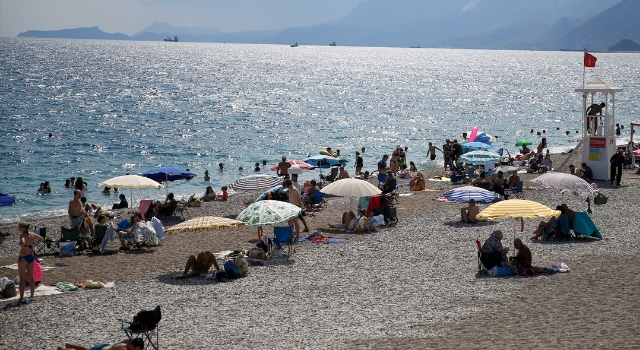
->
[[530, 172, 598, 197], [320, 178, 382, 210], [98, 175, 164, 208], [229, 174, 283, 192]]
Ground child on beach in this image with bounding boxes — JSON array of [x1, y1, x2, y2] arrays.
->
[[217, 186, 228, 201]]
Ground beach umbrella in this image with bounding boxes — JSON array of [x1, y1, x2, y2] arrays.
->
[[140, 166, 196, 195], [442, 186, 499, 203], [269, 160, 315, 171], [476, 199, 561, 239], [530, 172, 598, 197], [236, 200, 301, 227], [305, 155, 346, 169], [229, 174, 283, 192], [320, 178, 382, 210], [164, 216, 245, 236], [0, 190, 16, 207], [98, 175, 164, 208], [462, 142, 494, 151], [485, 165, 520, 178], [459, 150, 501, 165], [255, 185, 284, 202], [515, 139, 533, 146]]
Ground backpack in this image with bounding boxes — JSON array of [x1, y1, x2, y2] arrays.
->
[[224, 260, 241, 279], [234, 254, 249, 278]]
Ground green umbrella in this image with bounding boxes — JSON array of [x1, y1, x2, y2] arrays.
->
[[515, 139, 533, 146], [236, 200, 301, 227]]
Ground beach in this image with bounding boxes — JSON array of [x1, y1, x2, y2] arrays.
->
[[1, 152, 640, 349]]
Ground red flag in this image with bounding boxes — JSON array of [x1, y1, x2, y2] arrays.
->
[[584, 52, 597, 67]]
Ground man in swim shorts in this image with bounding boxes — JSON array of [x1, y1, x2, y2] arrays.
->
[[57, 338, 144, 350], [175, 251, 220, 279], [68, 190, 86, 227], [377, 155, 389, 183], [277, 156, 291, 178]]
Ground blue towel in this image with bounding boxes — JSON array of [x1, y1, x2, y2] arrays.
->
[[573, 212, 602, 239], [554, 214, 571, 236]]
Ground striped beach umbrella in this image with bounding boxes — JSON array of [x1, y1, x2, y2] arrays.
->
[[459, 150, 501, 165], [165, 216, 245, 236], [236, 200, 301, 227], [476, 200, 560, 221], [229, 174, 283, 192], [530, 172, 598, 197], [442, 186, 499, 203]]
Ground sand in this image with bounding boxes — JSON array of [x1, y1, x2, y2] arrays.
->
[[1, 153, 639, 349]]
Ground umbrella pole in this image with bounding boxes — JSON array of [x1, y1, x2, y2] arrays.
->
[[130, 188, 133, 209], [166, 174, 168, 196]]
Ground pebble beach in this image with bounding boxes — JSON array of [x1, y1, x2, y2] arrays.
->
[[1, 152, 640, 349]]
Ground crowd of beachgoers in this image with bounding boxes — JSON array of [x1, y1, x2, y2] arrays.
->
[[1, 129, 640, 348]]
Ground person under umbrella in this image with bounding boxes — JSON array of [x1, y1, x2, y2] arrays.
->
[[480, 230, 509, 270]]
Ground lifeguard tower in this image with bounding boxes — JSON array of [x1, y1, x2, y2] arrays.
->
[[575, 81, 623, 180]]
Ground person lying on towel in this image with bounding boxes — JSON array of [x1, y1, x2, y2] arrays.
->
[[56, 338, 143, 350], [175, 251, 220, 279]]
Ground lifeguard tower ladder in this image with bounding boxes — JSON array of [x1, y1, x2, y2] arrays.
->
[[575, 81, 623, 181]]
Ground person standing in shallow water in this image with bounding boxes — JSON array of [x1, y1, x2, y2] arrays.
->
[[355, 151, 364, 175]]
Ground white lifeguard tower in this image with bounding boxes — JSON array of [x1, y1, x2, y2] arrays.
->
[[575, 81, 623, 180]]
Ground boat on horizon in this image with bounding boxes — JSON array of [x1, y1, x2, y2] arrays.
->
[[164, 36, 179, 42], [409, 45, 421, 48], [329, 42, 336, 46], [290, 43, 298, 47]]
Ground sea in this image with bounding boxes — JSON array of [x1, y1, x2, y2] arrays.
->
[[1, 38, 639, 223]]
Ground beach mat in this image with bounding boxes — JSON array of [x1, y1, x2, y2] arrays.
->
[[0, 285, 62, 302], [298, 237, 347, 244], [2, 264, 56, 271], [427, 177, 450, 182]]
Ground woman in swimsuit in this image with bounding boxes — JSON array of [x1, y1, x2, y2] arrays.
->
[[17, 222, 44, 305]]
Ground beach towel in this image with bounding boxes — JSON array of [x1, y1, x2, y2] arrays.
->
[[367, 195, 381, 215], [297, 237, 347, 244], [427, 177, 450, 182], [151, 217, 165, 240], [555, 214, 571, 236], [573, 212, 602, 238], [100, 226, 116, 251], [2, 263, 56, 271], [358, 196, 370, 213], [0, 285, 63, 302]]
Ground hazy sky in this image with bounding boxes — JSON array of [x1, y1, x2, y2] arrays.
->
[[0, 0, 365, 37]]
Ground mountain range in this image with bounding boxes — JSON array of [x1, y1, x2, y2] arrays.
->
[[16, 0, 640, 51]]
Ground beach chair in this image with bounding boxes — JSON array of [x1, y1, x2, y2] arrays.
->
[[118, 305, 161, 350], [311, 190, 325, 210], [173, 194, 194, 220], [34, 228, 58, 255], [60, 226, 83, 253], [509, 181, 524, 199], [91, 225, 109, 252], [261, 233, 276, 257], [273, 226, 295, 256], [139, 199, 154, 220]]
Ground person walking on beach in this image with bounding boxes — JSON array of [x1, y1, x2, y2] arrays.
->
[[427, 142, 440, 161], [284, 179, 302, 240], [377, 155, 389, 184], [355, 151, 364, 175], [277, 156, 291, 178], [15, 222, 44, 305], [610, 149, 625, 186]]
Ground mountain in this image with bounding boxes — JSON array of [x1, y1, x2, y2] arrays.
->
[[134, 22, 222, 37], [544, 0, 640, 50], [17, 26, 129, 40], [609, 39, 640, 51]]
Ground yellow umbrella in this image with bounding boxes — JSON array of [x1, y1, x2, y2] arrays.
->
[[165, 216, 245, 236], [476, 200, 560, 221]]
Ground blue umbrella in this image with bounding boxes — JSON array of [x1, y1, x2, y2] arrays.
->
[[140, 166, 196, 195], [305, 155, 346, 169], [443, 186, 499, 203], [462, 142, 494, 151]]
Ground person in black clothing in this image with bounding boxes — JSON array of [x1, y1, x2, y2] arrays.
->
[[452, 139, 463, 162], [382, 171, 397, 194], [112, 194, 128, 210], [610, 149, 625, 186]]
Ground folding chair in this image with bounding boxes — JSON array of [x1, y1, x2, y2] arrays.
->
[[119, 305, 161, 350], [34, 228, 58, 255], [311, 190, 325, 210], [475, 240, 484, 271], [92, 225, 108, 252], [139, 199, 154, 220], [509, 181, 525, 199], [173, 194, 194, 220], [60, 226, 84, 254], [262, 233, 276, 257], [273, 226, 294, 256]]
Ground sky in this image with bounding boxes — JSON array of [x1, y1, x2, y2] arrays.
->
[[0, 0, 365, 37]]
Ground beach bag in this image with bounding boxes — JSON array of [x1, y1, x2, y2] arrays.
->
[[224, 260, 241, 279], [103, 237, 120, 253], [593, 193, 608, 205], [488, 266, 514, 277], [215, 270, 227, 281], [33, 260, 42, 285], [117, 219, 130, 231], [59, 241, 76, 257], [188, 198, 201, 207], [1, 282, 17, 298], [234, 254, 249, 278]]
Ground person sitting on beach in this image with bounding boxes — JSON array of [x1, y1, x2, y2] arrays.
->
[[398, 164, 412, 179], [520, 145, 531, 155], [15, 222, 44, 306], [560, 203, 575, 228], [409, 172, 426, 191], [568, 164, 578, 176], [201, 186, 216, 202], [68, 190, 87, 228], [175, 251, 220, 279], [56, 338, 144, 350], [217, 186, 228, 201], [377, 155, 389, 183], [471, 172, 492, 190], [118, 213, 157, 248], [382, 171, 397, 194], [277, 156, 291, 178], [492, 171, 508, 199], [154, 193, 176, 215], [480, 230, 509, 270], [203, 170, 211, 181], [530, 217, 556, 240], [242, 247, 268, 260], [409, 161, 418, 172], [509, 238, 532, 268], [507, 173, 520, 189], [338, 166, 350, 180], [302, 180, 319, 209], [330, 211, 358, 232], [579, 163, 593, 182], [112, 194, 128, 210], [460, 199, 479, 224], [542, 154, 553, 171]]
